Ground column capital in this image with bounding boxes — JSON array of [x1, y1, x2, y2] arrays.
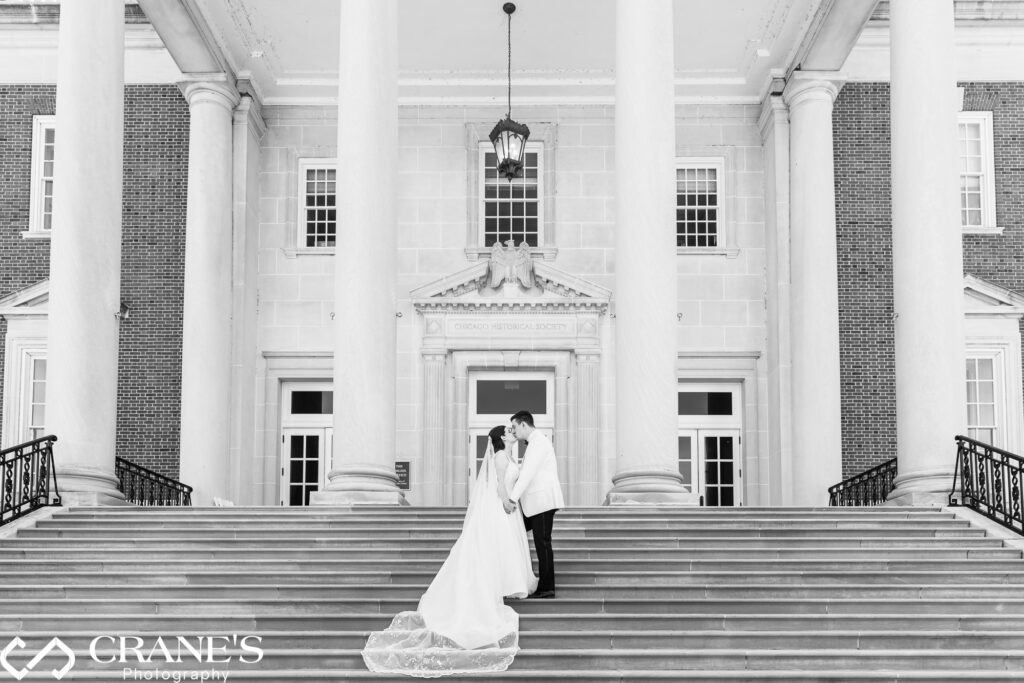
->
[[757, 93, 789, 143], [180, 77, 240, 113], [233, 95, 267, 141], [782, 71, 847, 109]]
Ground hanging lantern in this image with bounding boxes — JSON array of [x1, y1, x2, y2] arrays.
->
[[489, 2, 530, 182]]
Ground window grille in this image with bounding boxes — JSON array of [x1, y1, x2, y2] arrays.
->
[[676, 162, 722, 248], [481, 147, 541, 248]]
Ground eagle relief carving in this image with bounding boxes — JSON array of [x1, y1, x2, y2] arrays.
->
[[480, 240, 543, 297]]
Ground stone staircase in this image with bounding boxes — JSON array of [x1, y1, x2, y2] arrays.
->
[[0, 506, 1023, 681]]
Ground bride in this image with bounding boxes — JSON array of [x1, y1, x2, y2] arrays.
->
[[361, 425, 538, 677]]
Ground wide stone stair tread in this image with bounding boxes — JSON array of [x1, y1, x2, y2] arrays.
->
[[1, 505, 1021, 679]]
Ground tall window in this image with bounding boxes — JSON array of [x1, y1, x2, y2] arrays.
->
[[29, 116, 56, 234], [24, 355, 46, 442], [966, 355, 998, 445], [479, 144, 542, 248], [297, 160, 337, 248], [676, 158, 723, 248], [958, 112, 996, 232]]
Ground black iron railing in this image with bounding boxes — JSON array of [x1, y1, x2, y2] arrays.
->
[[828, 458, 897, 506], [951, 435, 1023, 536], [1, 435, 60, 526], [115, 457, 192, 506]]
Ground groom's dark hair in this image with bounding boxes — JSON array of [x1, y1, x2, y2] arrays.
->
[[510, 410, 535, 427]]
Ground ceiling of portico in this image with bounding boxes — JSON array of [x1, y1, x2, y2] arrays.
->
[[187, 0, 826, 105]]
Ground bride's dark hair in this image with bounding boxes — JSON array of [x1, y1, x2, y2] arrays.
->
[[488, 425, 506, 452]]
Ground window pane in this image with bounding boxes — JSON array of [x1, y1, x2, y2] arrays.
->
[[678, 391, 733, 416], [291, 391, 334, 415], [677, 436, 693, 487], [476, 379, 547, 415]]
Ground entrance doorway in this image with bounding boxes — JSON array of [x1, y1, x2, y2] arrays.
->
[[468, 371, 554, 492], [279, 381, 333, 506], [678, 383, 743, 506]]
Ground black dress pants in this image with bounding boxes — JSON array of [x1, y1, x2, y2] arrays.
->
[[526, 509, 557, 592]]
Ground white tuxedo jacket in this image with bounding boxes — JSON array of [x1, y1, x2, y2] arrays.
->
[[509, 430, 565, 518]]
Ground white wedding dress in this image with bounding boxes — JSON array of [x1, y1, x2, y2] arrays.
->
[[361, 443, 538, 677]]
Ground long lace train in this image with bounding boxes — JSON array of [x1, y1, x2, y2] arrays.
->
[[361, 444, 522, 677]]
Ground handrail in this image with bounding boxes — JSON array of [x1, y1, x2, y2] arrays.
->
[[115, 456, 192, 506], [0, 435, 60, 526], [828, 458, 897, 506], [950, 435, 1023, 536]]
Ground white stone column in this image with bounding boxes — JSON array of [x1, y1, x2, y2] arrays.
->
[[888, 0, 966, 505], [783, 72, 846, 506], [312, 0, 406, 505], [178, 80, 238, 506], [47, 0, 126, 505], [605, 0, 692, 505]]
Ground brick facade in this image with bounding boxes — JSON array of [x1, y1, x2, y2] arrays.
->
[[0, 84, 188, 476], [833, 81, 1024, 477]]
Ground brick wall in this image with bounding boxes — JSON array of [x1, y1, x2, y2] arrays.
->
[[833, 81, 1024, 477], [0, 86, 56, 435], [0, 84, 188, 477], [117, 85, 188, 476]]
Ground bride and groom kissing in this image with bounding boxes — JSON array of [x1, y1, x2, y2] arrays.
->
[[362, 410, 566, 676]]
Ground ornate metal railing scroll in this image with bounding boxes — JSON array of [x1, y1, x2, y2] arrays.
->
[[828, 458, 897, 506], [0, 435, 60, 526], [951, 435, 1023, 536]]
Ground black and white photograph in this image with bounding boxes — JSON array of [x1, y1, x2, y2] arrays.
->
[[0, 0, 1022, 680]]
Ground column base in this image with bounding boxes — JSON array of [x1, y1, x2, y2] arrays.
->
[[55, 466, 127, 506], [885, 468, 953, 507], [309, 465, 409, 506], [603, 469, 700, 506]]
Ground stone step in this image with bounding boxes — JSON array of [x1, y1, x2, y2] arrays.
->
[[36, 518, 977, 530], [5, 612, 1023, 633], [2, 557, 1020, 574], [3, 534, 1007, 550], [2, 569, 1021, 586], [0, 546, 1017, 561], [2, 596, 1021, 616], [6, 629, 1021, 651], [63, 505, 951, 515], [0, 582, 1019, 601], [17, 525, 987, 539], [14, 647, 1021, 672]]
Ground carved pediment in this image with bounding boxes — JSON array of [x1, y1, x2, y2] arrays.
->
[[0, 280, 49, 319], [411, 257, 610, 313], [964, 274, 1024, 316]]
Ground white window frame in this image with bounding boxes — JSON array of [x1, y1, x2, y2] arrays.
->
[[22, 352, 47, 443], [294, 158, 338, 254], [957, 111, 1000, 235], [477, 141, 545, 250], [675, 157, 731, 255], [965, 351, 1003, 447], [27, 115, 56, 239]]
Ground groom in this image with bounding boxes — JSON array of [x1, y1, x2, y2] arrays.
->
[[504, 410, 564, 599]]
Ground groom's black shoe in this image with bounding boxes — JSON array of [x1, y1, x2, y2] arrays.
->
[[528, 590, 555, 599]]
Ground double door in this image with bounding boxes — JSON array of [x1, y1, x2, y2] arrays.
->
[[467, 370, 553, 499], [678, 430, 742, 507], [279, 382, 333, 506], [677, 382, 743, 507]]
